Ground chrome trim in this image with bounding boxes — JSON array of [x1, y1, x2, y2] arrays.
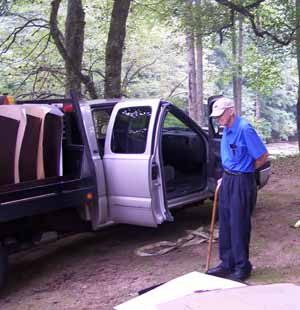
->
[[1, 193, 56, 206]]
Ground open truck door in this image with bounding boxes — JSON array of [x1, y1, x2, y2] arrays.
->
[[103, 99, 172, 227]]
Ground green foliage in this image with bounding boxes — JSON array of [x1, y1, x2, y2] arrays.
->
[[163, 111, 188, 128], [249, 118, 272, 142], [0, 0, 298, 143], [244, 46, 283, 98]]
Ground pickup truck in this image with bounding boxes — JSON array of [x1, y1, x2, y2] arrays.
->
[[0, 94, 271, 287]]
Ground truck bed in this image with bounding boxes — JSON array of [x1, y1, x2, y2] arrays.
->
[[0, 176, 95, 222]]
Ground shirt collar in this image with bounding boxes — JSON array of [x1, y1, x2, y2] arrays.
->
[[226, 116, 240, 134]]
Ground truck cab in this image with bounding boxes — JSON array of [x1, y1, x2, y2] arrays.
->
[[82, 98, 215, 228]]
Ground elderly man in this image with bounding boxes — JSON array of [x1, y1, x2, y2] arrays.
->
[[207, 97, 269, 281]]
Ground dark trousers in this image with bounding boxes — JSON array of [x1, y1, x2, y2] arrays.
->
[[218, 172, 257, 272]]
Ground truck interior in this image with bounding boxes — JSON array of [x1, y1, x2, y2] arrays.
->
[[161, 110, 207, 200]]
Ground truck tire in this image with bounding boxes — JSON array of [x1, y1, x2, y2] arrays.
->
[[0, 245, 8, 288]]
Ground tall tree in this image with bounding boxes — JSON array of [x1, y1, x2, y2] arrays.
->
[[104, 0, 131, 98], [237, 13, 243, 113], [232, 14, 243, 114], [65, 0, 84, 97], [231, 13, 238, 104], [231, 11, 243, 115], [186, 31, 197, 121], [50, 0, 97, 98], [195, 0, 204, 125], [185, 0, 198, 123], [296, 0, 300, 151], [195, 32, 204, 124]]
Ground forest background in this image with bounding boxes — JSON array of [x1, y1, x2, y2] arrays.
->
[[1, 0, 300, 147]]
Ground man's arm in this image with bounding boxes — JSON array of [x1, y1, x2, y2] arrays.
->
[[255, 152, 269, 169]]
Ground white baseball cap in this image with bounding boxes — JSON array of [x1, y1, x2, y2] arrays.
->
[[210, 97, 235, 117]]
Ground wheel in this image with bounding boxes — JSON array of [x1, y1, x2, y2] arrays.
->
[[0, 245, 8, 288]]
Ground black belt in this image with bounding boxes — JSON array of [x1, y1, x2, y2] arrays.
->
[[224, 169, 253, 176]]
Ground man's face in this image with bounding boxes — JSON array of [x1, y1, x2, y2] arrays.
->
[[216, 108, 233, 127]]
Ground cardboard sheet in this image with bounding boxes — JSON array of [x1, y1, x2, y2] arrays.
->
[[114, 272, 245, 310], [157, 283, 300, 310]]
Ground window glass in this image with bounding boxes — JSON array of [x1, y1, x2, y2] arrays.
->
[[163, 111, 189, 130], [92, 109, 113, 155], [111, 106, 152, 154]]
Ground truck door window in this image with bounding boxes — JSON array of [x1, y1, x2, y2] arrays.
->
[[163, 112, 188, 129], [111, 106, 151, 154], [92, 109, 112, 156]]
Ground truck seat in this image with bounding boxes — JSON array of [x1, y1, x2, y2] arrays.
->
[[19, 105, 63, 181], [19, 107, 42, 182], [0, 106, 26, 185]]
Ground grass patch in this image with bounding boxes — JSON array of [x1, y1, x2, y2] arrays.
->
[[252, 266, 300, 284], [252, 267, 284, 283], [251, 240, 267, 255], [284, 246, 300, 255]]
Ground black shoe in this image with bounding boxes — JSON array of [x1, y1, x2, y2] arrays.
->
[[226, 270, 251, 282], [206, 265, 233, 278]]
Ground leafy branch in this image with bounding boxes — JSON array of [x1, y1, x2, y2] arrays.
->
[[0, 0, 11, 16], [122, 55, 162, 92], [214, 0, 296, 45], [0, 18, 49, 55], [167, 77, 188, 99]]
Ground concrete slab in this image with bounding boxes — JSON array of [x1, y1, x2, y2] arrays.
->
[[114, 272, 245, 310], [157, 283, 300, 310]]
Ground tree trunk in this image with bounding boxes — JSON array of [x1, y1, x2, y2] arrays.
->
[[104, 0, 131, 99], [184, 0, 197, 121], [186, 31, 197, 122], [231, 14, 238, 111], [194, 0, 204, 125], [196, 33, 204, 125], [296, 0, 300, 152], [236, 13, 243, 115], [65, 0, 85, 97], [232, 13, 243, 115]]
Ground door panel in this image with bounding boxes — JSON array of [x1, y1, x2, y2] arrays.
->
[[104, 100, 169, 227], [80, 105, 109, 228]]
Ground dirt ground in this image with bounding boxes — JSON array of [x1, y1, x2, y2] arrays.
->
[[0, 155, 300, 310]]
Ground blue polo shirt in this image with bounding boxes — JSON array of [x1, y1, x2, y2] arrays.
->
[[221, 116, 268, 173]]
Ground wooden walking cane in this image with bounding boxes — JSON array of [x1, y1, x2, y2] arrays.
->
[[205, 183, 221, 272]]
